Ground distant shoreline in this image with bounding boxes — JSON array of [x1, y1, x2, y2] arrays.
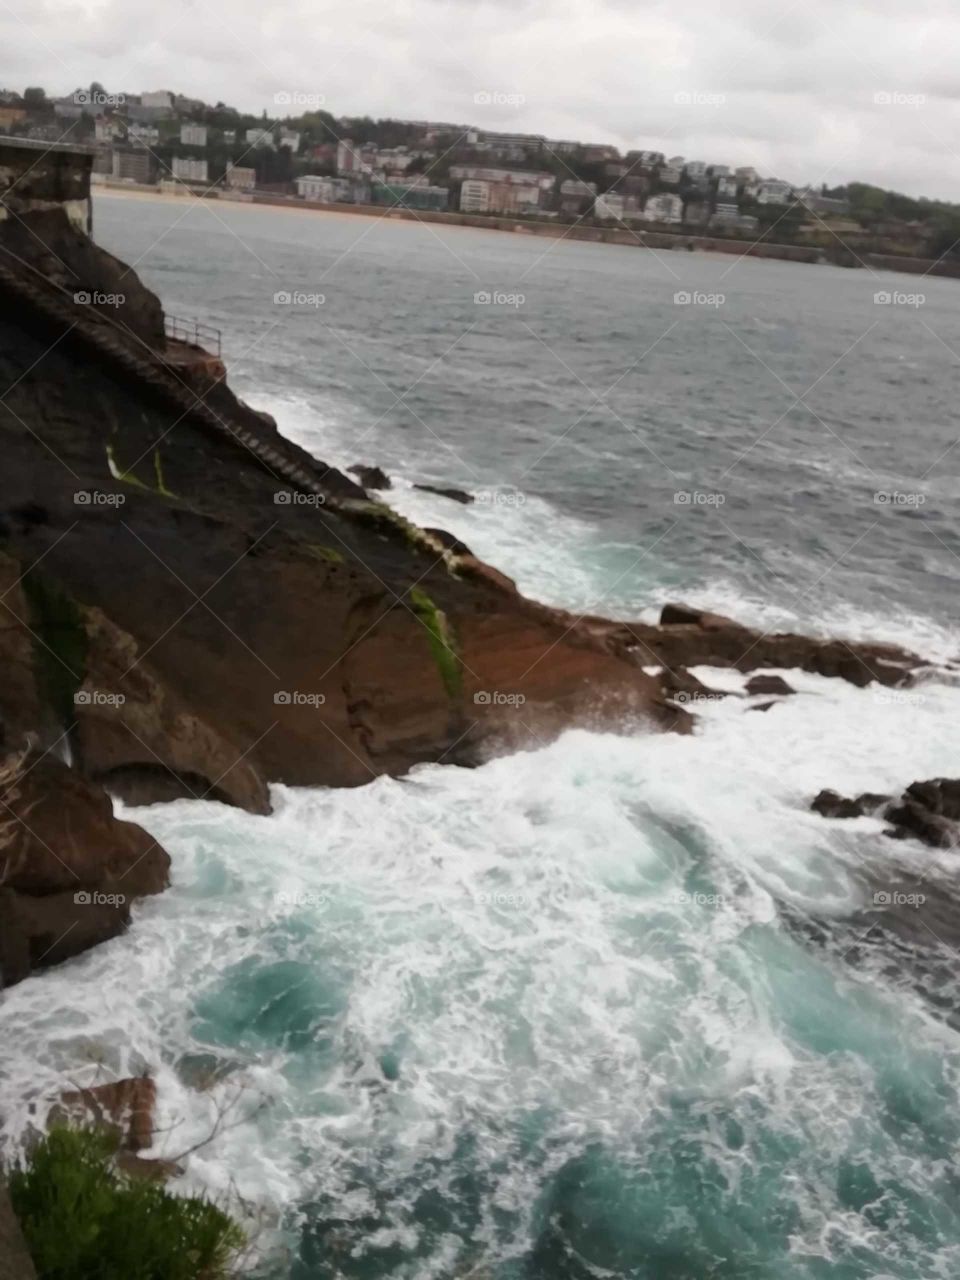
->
[[93, 183, 960, 280]]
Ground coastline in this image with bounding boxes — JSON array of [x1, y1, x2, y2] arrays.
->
[[93, 183, 960, 278]]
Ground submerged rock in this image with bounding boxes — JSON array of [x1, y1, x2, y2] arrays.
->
[[812, 777, 960, 849], [413, 483, 474, 504], [811, 789, 891, 819]]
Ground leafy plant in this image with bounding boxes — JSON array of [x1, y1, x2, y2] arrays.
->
[[9, 1126, 245, 1280]]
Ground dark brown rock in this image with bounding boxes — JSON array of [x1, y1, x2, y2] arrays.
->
[[349, 464, 392, 491], [811, 789, 892, 819], [884, 798, 957, 849], [745, 674, 795, 697], [618, 608, 919, 688], [812, 789, 869, 819], [414, 483, 473, 504], [658, 666, 730, 705], [2, 757, 170, 899], [0, 756, 169, 987], [55, 1077, 156, 1151]]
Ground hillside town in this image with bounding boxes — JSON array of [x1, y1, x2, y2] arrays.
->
[[2, 83, 959, 263]]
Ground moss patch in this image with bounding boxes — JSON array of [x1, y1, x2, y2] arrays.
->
[[21, 569, 88, 731], [305, 544, 345, 564], [409, 587, 461, 700]]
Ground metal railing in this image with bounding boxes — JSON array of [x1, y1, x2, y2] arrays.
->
[[164, 314, 222, 357]]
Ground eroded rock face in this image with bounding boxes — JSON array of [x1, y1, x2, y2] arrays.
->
[[0, 757, 169, 987]]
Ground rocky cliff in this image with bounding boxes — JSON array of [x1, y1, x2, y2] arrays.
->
[[0, 205, 929, 982]]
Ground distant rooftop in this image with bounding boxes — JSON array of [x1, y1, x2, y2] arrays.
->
[[0, 136, 96, 157]]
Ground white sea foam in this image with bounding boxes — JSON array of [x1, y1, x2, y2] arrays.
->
[[3, 659, 960, 1274]]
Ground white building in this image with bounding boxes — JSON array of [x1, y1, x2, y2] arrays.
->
[[668, 155, 685, 169], [716, 176, 738, 198], [709, 164, 730, 177], [140, 89, 174, 110], [659, 165, 682, 186], [245, 128, 274, 148], [684, 160, 708, 180], [296, 174, 341, 201], [644, 192, 684, 223], [337, 139, 361, 173], [594, 191, 625, 220], [377, 146, 414, 171], [94, 117, 119, 143], [279, 129, 301, 153], [225, 164, 256, 190], [735, 166, 759, 182], [757, 180, 793, 205], [460, 179, 490, 213], [450, 165, 554, 192], [127, 123, 159, 143], [171, 155, 208, 182], [180, 123, 208, 147]]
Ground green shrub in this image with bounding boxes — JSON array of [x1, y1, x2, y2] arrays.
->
[[9, 1126, 245, 1280]]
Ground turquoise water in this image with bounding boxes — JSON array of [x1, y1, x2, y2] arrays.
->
[[1, 195, 959, 1278]]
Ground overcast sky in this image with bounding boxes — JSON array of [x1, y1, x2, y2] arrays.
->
[[4, 0, 960, 200]]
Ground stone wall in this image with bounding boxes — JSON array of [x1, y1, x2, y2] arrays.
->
[[0, 139, 94, 235]]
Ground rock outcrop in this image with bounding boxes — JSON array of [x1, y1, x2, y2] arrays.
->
[[349, 464, 391, 491], [811, 778, 960, 848], [413, 483, 474, 504], [608, 605, 919, 688], [0, 206, 689, 818], [0, 755, 170, 987]]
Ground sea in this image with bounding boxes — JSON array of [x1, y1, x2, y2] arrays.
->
[[2, 192, 960, 1279]]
